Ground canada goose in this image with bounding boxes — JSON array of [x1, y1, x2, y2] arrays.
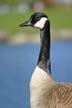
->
[[19, 12, 72, 108]]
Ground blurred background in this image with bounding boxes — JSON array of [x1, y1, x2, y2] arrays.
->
[[0, 0, 72, 108]]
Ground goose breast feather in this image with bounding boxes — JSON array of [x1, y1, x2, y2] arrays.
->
[[42, 83, 72, 108]]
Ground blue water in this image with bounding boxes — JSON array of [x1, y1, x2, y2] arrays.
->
[[0, 41, 72, 108]]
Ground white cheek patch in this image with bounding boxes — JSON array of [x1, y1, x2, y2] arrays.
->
[[34, 17, 48, 29]]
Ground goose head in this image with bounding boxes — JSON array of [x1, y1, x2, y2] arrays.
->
[[19, 12, 50, 30]]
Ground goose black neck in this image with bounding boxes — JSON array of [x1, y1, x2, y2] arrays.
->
[[37, 21, 51, 73]]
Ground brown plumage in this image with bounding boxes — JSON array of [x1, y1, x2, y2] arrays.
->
[[30, 67, 72, 108], [42, 83, 72, 108]]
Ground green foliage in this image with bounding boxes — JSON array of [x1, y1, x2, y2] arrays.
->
[[0, 0, 33, 6], [43, 7, 72, 28], [0, 12, 38, 35], [0, 0, 21, 6], [24, 0, 33, 4], [0, 7, 72, 35]]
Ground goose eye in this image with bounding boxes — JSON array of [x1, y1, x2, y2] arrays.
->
[[36, 16, 40, 21]]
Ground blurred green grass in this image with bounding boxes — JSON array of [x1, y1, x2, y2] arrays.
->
[[0, 7, 72, 35], [44, 7, 72, 28]]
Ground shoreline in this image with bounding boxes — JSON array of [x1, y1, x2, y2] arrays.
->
[[0, 29, 72, 44]]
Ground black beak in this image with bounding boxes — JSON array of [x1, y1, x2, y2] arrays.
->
[[19, 19, 32, 27]]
